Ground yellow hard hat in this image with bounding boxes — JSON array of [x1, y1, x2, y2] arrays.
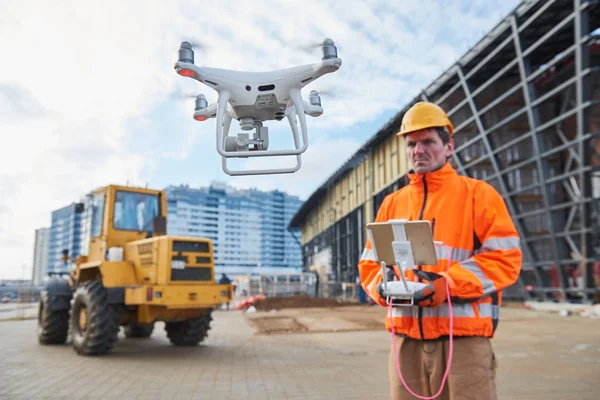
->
[[397, 101, 454, 137]]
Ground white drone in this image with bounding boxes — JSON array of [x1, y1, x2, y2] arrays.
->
[[173, 39, 342, 176]]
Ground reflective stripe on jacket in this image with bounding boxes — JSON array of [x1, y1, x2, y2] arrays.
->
[[358, 162, 522, 340]]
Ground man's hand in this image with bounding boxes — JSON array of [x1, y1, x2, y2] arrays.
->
[[413, 270, 450, 308], [376, 267, 397, 298]]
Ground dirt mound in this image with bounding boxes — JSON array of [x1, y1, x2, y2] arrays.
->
[[252, 295, 345, 311], [247, 316, 309, 334], [245, 306, 385, 335]]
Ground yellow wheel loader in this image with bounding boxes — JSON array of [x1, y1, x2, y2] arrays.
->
[[37, 184, 232, 355]]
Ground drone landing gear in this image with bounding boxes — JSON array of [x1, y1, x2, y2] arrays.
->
[[217, 90, 308, 176]]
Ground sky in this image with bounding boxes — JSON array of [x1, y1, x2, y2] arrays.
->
[[0, 0, 522, 280]]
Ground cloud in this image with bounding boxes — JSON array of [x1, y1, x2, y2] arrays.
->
[[0, 84, 48, 121], [0, 0, 177, 279], [0, 0, 520, 279]]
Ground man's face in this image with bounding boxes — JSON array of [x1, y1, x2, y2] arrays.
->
[[405, 129, 454, 174]]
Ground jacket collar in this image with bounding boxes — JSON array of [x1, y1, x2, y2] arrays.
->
[[408, 161, 457, 192]]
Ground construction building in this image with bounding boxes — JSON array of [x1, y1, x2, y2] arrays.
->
[[165, 182, 303, 277], [289, 0, 600, 302], [47, 202, 85, 274]]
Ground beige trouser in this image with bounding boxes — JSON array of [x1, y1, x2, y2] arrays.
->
[[389, 336, 497, 400]]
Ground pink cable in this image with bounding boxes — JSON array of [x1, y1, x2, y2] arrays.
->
[[388, 245, 454, 400]]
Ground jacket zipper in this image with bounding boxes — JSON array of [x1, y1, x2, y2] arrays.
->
[[418, 175, 428, 220], [417, 175, 428, 341]]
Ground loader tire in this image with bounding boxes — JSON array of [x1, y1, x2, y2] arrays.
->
[[37, 291, 70, 345], [165, 310, 213, 346], [124, 323, 154, 338], [69, 280, 120, 355]]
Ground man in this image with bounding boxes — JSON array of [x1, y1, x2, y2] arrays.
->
[[218, 273, 232, 310], [358, 102, 522, 400]]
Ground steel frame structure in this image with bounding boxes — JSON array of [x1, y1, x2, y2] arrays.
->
[[292, 0, 600, 303], [425, 0, 600, 302]]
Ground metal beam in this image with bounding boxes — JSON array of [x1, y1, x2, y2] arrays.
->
[[461, 131, 535, 171], [478, 83, 523, 116], [524, 227, 594, 242], [510, 15, 568, 299], [447, 97, 470, 119], [434, 77, 462, 106], [518, 0, 559, 33], [455, 64, 539, 271], [451, 152, 468, 176], [527, 42, 576, 83], [484, 107, 528, 137], [545, 166, 592, 186], [471, 57, 519, 98], [574, 0, 595, 297], [537, 100, 597, 132], [480, 101, 596, 183], [459, 89, 597, 169], [418, 89, 472, 177], [521, 9, 576, 59], [454, 115, 476, 132], [464, 33, 515, 81]]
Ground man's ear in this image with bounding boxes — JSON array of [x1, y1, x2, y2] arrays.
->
[[445, 138, 455, 157]]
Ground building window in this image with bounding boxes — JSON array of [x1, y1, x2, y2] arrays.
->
[[90, 193, 105, 238]]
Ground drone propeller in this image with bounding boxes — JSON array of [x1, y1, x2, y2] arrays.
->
[[180, 38, 210, 51], [296, 38, 339, 61], [308, 88, 336, 98], [298, 42, 323, 52], [169, 90, 198, 100], [176, 38, 212, 68], [298, 38, 334, 50], [168, 82, 201, 100]]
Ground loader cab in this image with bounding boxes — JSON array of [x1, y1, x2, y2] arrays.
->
[[86, 185, 168, 262]]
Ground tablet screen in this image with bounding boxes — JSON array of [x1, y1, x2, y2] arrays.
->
[[366, 221, 437, 266]]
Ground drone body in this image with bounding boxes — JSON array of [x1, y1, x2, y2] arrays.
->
[[173, 39, 342, 176]]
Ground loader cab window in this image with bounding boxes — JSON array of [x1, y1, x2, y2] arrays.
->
[[113, 191, 160, 234], [90, 193, 105, 238]]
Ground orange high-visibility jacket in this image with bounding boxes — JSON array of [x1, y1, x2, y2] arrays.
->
[[359, 162, 522, 340]]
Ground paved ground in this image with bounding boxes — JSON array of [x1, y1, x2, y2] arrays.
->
[[0, 304, 599, 399]]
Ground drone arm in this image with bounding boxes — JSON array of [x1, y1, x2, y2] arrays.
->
[[302, 100, 323, 117], [304, 57, 342, 87], [193, 102, 218, 121], [174, 62, 220, 90]]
